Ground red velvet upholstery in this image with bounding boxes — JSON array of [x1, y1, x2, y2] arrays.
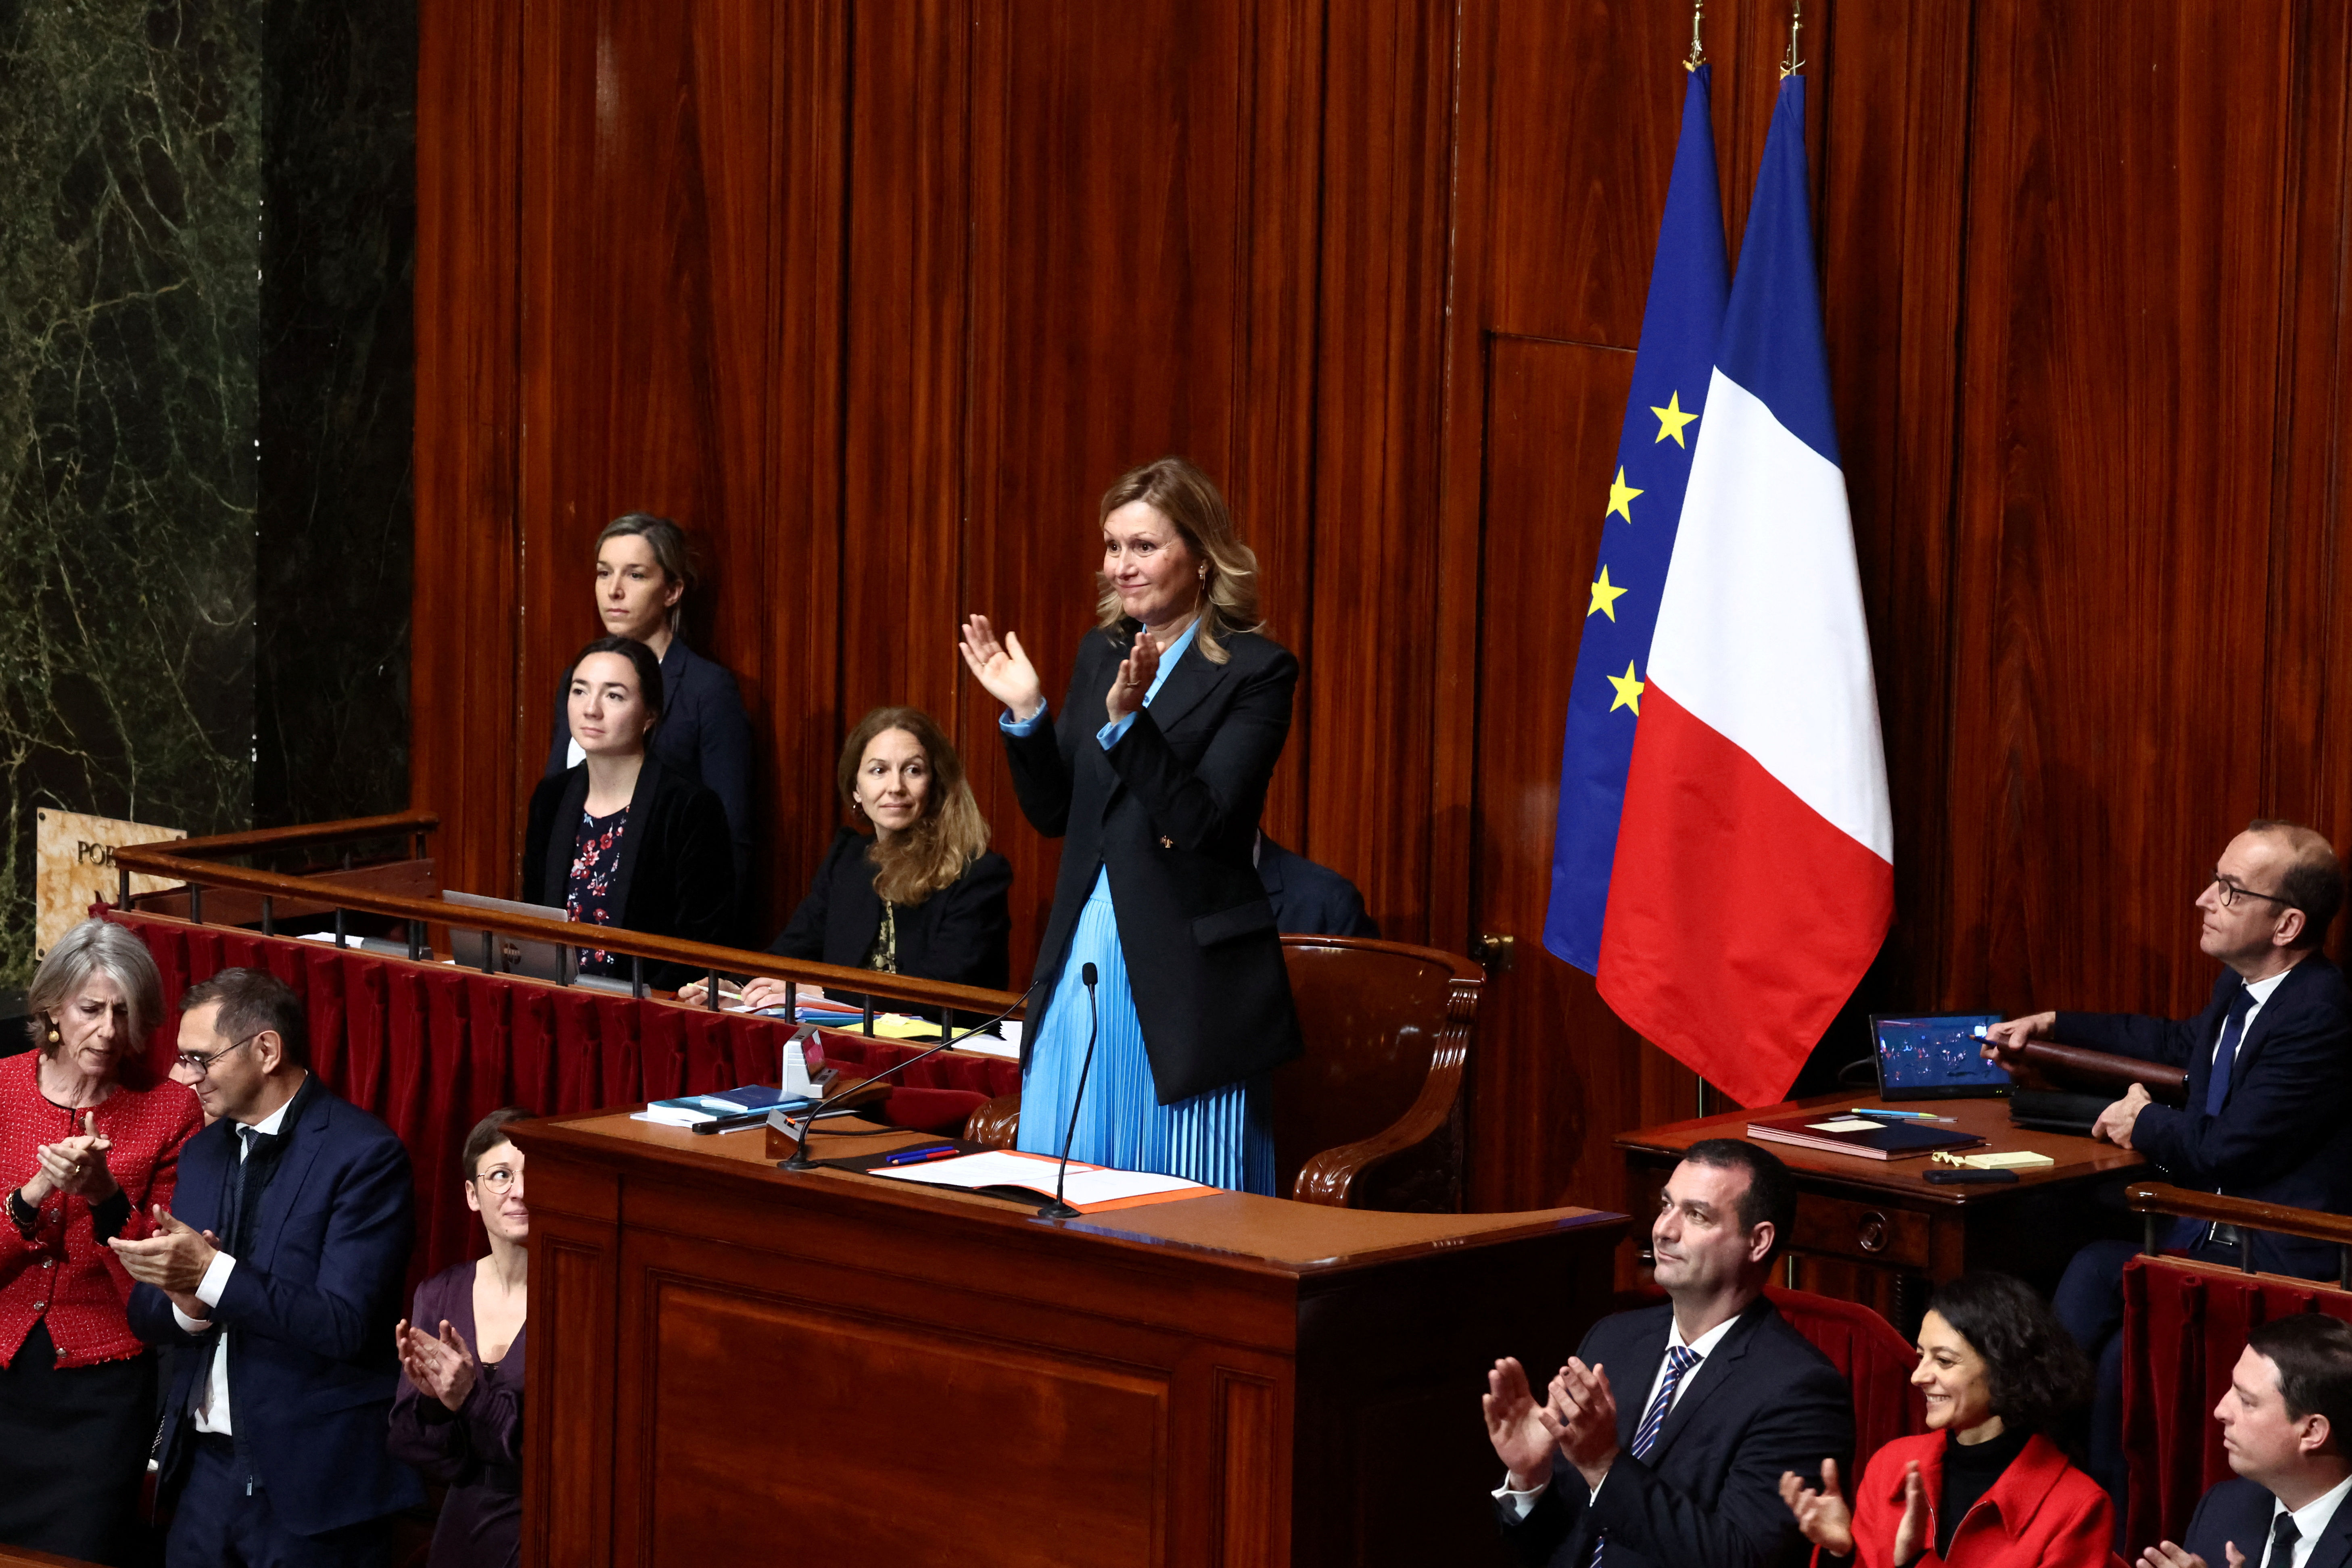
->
[[108, 912, 923, 1287], [2121, 1254, 2352, 1551], [1761, 1285, 1928, 1469]]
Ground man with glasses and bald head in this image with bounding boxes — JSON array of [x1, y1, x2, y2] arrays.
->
[[1982, 819, 2352, 1530], [113, 968, 420, 1565]]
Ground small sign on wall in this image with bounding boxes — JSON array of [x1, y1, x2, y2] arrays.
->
[[34, 810, 185, 960]]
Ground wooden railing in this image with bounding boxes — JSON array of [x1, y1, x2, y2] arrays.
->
[[109, 814, 1028, 1033], [2126, 1181, 2352, 1287]]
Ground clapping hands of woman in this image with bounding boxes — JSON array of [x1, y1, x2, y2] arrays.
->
[[396, 1317, 480, 1413], [29, 1112, 116, 1203]]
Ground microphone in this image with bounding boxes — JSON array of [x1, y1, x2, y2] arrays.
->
[[1038, 963, 1101, 1221], [776, 978, 1046, 1172]]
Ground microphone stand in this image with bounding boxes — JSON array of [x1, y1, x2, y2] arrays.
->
[[776, 979, 1044, 1173], [1037, 965, 1101, 1220]]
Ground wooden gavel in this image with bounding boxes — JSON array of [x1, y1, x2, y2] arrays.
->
[[1993, 1038, 2189, 1105]]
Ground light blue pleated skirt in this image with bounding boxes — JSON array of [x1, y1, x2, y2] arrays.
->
[[1015, 870, 1275, 1194]]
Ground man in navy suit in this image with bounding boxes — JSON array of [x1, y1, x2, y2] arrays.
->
[[1987, 819, 2352, 1522], [1255, 833, 1380, 938], [113, 968, 420, 1566], [1482, 1138, 1853, 1567], [2140, 1314, 2352, 1568]]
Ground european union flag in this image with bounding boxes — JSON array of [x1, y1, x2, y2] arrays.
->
[[1542, 65, 1730, 974]]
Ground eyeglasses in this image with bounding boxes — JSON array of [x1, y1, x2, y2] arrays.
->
[[471, 1167, 518, 1194], [2206, 873, 2296, 912], [174, 1032, 263, 1078]]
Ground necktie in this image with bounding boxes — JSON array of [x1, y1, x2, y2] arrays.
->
[[1589, 1345, 1700, 1566], [226, 1125, 258, 1255], [2269, 1509, 2299, 1568], [2206, 983, 2256, 1116]]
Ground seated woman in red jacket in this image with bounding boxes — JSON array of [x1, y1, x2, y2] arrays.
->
[[1780, 1271, 2120, 1568]]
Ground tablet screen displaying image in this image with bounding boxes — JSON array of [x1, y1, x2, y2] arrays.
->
[[1870, 1014, 2009, 1100]]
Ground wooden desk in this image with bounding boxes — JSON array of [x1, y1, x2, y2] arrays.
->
[[1617, 1093, 2144, 1326], [515, 1110, 1629, 1568]]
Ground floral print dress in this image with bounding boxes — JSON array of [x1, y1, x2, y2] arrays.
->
[[567, 806, 630, 974]]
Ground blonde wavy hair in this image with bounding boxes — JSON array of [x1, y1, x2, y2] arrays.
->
[[837, 707, 991, 906], [1092, 456, 1267, 666]]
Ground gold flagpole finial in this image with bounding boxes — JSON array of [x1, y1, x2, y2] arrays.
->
[[1685, 0, 1705, 71], [1780, 0, 1805, 77]]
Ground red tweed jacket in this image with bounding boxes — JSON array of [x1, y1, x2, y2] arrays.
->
[[0, 1052, 202, 1368]]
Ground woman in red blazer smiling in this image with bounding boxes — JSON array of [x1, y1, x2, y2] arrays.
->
[[1780, 1272, 2123, 1568]]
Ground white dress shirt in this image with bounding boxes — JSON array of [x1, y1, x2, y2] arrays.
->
[[173, 1093, 299, 1436], [2221, 968, 2291, 1069], [2262, 1472, 2352, 1568], [1495, 1309, 1742, 1520]]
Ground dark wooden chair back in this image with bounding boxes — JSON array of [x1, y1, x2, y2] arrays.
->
[[963, 934, 1483, 1211], [1272, 935, 1482, 1210]]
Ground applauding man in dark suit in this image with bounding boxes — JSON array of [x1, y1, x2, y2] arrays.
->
[[115, 969, 420, 1566], [1483, 1139, 1853, 1568], [2139, 1315, 2352, 1568]]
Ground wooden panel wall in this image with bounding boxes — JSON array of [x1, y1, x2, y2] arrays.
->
[[416, 0, 2352, 1217]]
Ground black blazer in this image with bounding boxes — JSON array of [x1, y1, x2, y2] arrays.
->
[[1258, 835, 1379, 939], [128, 1079, 422, 1537], [543, 637, 756, 929], [1004, 625, 1304, 1104], [2057, 953, 2352, 1277], [768, 827, 1013, 991], [1496, 1297, 1854, 1568], [2183, 1476, 2352, 1568], [522, 755, 733, 989]]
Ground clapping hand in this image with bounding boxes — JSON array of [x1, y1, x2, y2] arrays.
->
[[2139, 1540, 2224, 1568], [1482, 1357, 1564, 1489], [1104, 628, 1162, 724], [958, 615, 1045, 722], [396, 1317, 479, 1413], [108, 1206, 221, 1316], [1545, 1358, 1622, 1489], [1781, 1459, 1855, 1555], [36, 1112, 117, 1201], [1890, 1459, 1931, 1567]]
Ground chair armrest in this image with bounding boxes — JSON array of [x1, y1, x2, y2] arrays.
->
[[2126, 1182, 2352, 1251], [1289, 977, 1475, 1209], [964, 1093, 1021, 1148], [2005, 1040, 2190, 1104]]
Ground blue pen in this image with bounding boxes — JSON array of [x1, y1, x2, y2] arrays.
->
[[1851, 1107, 1936, 1120], [881, 1144, 962, 1167]]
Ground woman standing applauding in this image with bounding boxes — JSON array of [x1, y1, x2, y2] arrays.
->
[[0, 919, 201, 1565], [958, 456, 1301, 1193]]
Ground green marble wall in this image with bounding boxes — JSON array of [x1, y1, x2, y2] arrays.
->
[[0, 0, 416, 987]]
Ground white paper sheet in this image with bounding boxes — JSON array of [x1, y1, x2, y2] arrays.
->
[[864, 1149, 1207, 1205], [1807, 1118, 1884, 1134]]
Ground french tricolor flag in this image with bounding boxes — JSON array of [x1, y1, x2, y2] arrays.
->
[[1596, 75, 1893, 1108]]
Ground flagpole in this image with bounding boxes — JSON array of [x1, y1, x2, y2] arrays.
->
[[1686, 0, 1704, 70], [1781, 0, 1804, 77]]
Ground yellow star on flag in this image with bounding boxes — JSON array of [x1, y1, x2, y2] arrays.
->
[[1606, 661, 1645, 714], [1587, 565, 1629, 622], [1606, 468, 1643, 524], [1650, 390, 1698, 448]]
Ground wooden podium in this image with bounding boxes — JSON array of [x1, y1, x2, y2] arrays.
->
[[513, 1111, 1627, 1568]]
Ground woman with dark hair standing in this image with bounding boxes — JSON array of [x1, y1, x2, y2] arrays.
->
[[542, 513, 756, 931], [1780, 1272, 2116, 1568], [678, 706, 1011, 1008], [0, 919, 201, 1565], [390, 1107, 533, 1568], [957, 456, 1302, 1193], [522, 636, 733, 989]]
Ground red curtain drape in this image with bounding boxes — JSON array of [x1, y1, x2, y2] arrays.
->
[[102, 912, 1009, 1287], [2121, 1254, 2352, 1551]]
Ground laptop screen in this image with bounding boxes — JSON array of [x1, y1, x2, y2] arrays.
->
[[1870, 1014, 2009, 1099]]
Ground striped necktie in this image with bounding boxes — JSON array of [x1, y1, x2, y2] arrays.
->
[[1589, 1343, 1701, 1567]]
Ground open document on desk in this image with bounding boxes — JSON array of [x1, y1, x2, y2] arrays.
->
[[866, 1149, 1209, 1213]]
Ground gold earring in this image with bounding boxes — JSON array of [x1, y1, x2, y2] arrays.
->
[[44, 1026, 58, 1047]]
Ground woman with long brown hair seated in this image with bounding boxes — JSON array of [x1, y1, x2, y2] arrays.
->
[[681, 706, 1010, 1010]]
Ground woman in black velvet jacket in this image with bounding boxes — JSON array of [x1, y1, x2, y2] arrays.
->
[[522, 637, 733, 990]]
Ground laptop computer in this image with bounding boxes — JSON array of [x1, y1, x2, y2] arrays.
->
[[1868, 1013, 2009, 1101], [443, 890, 577, 985]]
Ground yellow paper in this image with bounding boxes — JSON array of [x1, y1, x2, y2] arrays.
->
[[1959, 1150, 2055, 1170]]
